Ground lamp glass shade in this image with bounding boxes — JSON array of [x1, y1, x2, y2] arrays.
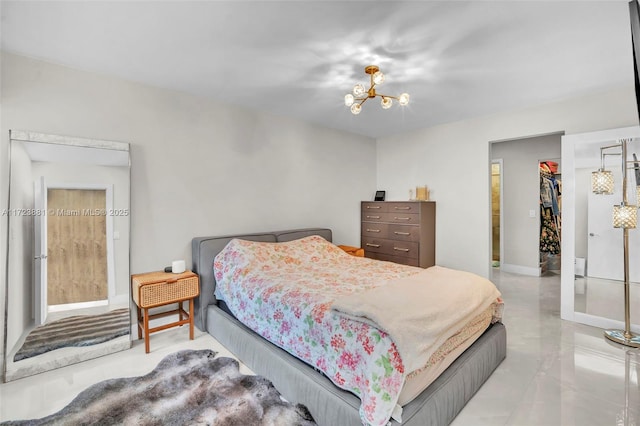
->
[[373, 71, 385, 85], [350, 103, 362, 115], [591, 170, 614, 194], [344, 94, 354, 106], [613, 204, 638, 228], [353, 84, 365, 97], [381, 97, 392, 109], [398, 93, 410, 106]]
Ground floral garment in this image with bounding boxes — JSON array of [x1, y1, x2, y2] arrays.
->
[[214, 236, 422, 425]]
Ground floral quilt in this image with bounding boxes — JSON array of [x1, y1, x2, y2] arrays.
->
[[213, 235, 487, 425]]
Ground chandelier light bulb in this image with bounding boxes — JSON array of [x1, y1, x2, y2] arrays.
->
[[381, 97, 392, 109], [350, 103, 362, 115], [373, 71, 385, 85], [353, 84, 365, 97], [344, 94, 354, 107], [398, 93, 410, 106]]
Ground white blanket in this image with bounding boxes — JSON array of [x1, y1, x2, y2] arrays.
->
[[331, 266, 501, 374]]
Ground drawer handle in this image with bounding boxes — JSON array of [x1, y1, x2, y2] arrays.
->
[[366, 206, 381, 209], [367, 215, 381, 219], [394, 231, 410, 236], [394, 206, 411, 210], [366, 229, 381, 233], [393, 247, 410, 252], [366, 243, 381, 248], [394, 217, 411, 221]]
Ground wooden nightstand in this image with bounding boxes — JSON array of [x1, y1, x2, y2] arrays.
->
[[338, 244, 365, 257], [131, 270, 200, 353]]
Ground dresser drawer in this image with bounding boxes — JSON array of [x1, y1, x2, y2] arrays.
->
[[362, 212, 386, 222], [365, 252, 420, 267], [361, 223, 388, 239], [362, 237, 419, 259], [388, 224, 420, 242], [363, 212, 419, 224], [362, 202, 388, 214], [387, 202, 421, 213], [386, 213, 419, 224]]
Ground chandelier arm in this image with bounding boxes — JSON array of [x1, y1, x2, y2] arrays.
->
[[376, 93, 399, 100]]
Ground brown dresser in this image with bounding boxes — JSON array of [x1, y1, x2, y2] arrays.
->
[[361, 201, 436, 267]]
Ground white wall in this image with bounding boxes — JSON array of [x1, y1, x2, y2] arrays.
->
[[377, 87, 638, 278], [491, 134, 561, 274], [0, 52, 376, 375]]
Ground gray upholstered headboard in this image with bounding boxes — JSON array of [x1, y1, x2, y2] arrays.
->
[[191, 228, 332, 330]]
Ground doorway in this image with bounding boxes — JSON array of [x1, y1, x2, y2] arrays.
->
[[490, 132, 563, 276], [34, 181, 115, 324], [539, 160, 561, 274], [491, 161, 502, 267]]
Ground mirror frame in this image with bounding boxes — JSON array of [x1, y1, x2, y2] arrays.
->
[[3, 130, 131, 382]]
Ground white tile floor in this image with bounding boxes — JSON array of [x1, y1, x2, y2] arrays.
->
[[1, 269, 639, 425]]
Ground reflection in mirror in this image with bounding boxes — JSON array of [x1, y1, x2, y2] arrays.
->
[[570, 130, 640, 331], [3, 131, 131, 382]]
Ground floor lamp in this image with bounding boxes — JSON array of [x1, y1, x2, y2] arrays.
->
[[591, 138, 640, 348]]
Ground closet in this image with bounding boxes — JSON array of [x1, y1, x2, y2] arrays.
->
[[540, 161, 561, 272]]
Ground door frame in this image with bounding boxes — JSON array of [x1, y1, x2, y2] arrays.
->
[[38, 181, 115, 314]]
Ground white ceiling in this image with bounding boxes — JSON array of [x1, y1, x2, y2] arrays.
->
[[0, 1, 635, 139]]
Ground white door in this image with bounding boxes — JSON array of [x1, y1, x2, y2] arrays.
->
[[33, 176, 47, 325], [587, 167, 640, 282]]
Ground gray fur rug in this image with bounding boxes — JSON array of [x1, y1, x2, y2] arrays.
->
[[3, 349, 316, 426]]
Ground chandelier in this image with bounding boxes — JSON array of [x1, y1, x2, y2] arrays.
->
[[344, 65, 409, 115]]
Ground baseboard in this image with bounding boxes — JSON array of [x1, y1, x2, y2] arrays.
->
[[500, 263, 541, 277]]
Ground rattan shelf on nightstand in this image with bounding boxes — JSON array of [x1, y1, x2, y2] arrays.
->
[[131, 270, 200, 353]]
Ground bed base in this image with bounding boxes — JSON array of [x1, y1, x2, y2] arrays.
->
[[208, 306, 505, 426]]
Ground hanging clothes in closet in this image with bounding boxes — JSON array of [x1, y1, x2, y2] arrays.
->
[[540, 162, 561, 255]]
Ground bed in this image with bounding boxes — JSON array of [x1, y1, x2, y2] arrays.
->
[[192, 228, 506, 426]]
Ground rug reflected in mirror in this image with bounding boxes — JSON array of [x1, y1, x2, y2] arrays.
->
[[14, 308, 130, 361], [1, 349, 317, 426]]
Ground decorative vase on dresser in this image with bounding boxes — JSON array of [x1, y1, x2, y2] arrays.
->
[[361, 201, 436, 267]]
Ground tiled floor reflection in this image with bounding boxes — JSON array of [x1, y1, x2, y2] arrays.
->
[[575, 276, 640, 324], [1, 269, 639, 425]]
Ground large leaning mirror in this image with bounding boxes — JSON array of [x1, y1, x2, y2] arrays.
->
[[561, 126, 640, 337], [3, 130, 131, 382]]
